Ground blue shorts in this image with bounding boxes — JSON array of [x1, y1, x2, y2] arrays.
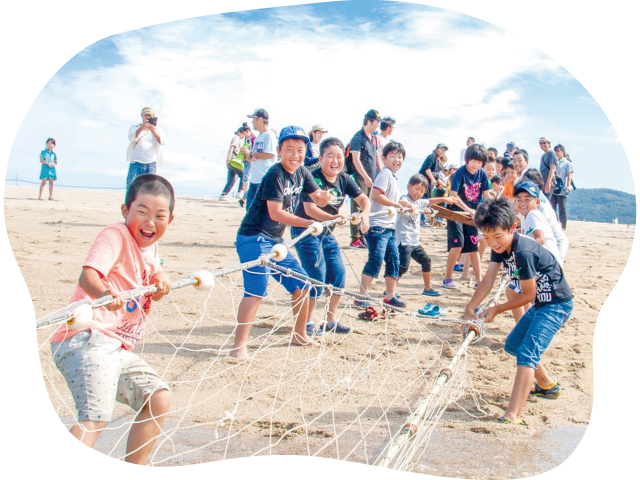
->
[[291, 227, 346, 299], [242, 161, 252, 183], [504, 299, 573, 369], [362, 227, 400, 279], [236, 233, 310, 298]]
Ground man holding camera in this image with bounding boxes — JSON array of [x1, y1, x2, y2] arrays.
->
[[126, 106, 166, 189]]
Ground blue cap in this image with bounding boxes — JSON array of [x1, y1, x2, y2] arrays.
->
[[513, 181, 540, 198], [506, 141, 517, 151], [278, 125, 309, 145]]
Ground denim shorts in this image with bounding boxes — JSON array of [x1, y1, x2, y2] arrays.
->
[[241, 161, 252, 183], [126, 161, 156, 190], [236, 233, 310, 297], [504, 299, 573, 369], [291, 227, 345, 299], [362, 227, 400, 279], [50, 330, 169, 422]]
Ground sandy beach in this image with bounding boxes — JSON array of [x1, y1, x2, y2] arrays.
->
[[4, 185, 634, 478]]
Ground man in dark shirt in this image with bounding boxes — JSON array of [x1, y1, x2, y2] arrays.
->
[[232, 126, 332, 360], [346, 109, 383, 248], [464, 197, 573, 425], [538, 135, 557, 195]]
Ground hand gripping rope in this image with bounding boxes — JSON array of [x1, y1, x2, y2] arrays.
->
[[375, 274, 509, 469], [35, 220, 340, 331]]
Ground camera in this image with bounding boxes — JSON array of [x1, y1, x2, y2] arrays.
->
[[147, 117, 158, 126]]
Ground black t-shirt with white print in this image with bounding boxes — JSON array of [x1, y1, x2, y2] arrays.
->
[[239, 163, 319, 240], [295, 170, 363, 221], [490, 231, 573, 308]]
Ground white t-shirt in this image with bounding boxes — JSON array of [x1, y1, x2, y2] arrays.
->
[[250, 129, 278, 184], [396, 195, 430, 246], [538, 196, 569, 264], [521, 209, 561, 262], [128, 124, 166, 164], [370, 167, 399, 229]]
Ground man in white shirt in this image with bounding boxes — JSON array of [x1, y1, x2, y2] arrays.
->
[[243, 108, 278, 210], [375, 117, 396, 154], [126, 106, 166, 189]]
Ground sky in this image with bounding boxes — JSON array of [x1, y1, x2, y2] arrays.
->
[[4, 0, 634, 197], [1, 1, 639, 480]]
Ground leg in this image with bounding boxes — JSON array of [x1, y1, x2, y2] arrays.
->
[[39, 179, 46, 199], [468, 251, 482, 284], [382, 231, 400, 300], [557, 196, 568, 230], [125, 389, 171, 464], [445, 220, 464, 282], [290, 289, 317, 346], [350, 177, 370, 241], [384, 276, 397, 300], [231, 296, 263, 359], [411, 246, 433, 290], [533, 361, 554, 388], [461, 253, 470, 279], [445, 247, 462, 280], [326, 294, 341, 325], [361, 228, 384, 294], [48, 179, 54, 199], [503, 365, 535, 421], [245, 183, 259, 210], [220, 165, 238, 197], [70, 420, 109, 447], [360, 274, 374, 295]]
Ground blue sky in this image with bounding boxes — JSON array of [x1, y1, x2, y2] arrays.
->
[[5, 0, 634, 196]]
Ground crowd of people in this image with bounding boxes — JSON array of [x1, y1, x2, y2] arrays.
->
[[46, 105, 579, 462]]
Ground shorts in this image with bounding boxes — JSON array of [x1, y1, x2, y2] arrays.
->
[[398, 244, 431, 276], [241, 161, 252, 183], [236, 233, 310, 297], [446, 220, 479, 253], [504, 299, 573, 369], [362, 227, 400, 279], [51, 330, 169, 422]]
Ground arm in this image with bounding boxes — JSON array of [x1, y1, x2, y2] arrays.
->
[[79, 267, 124, 312], [565, 171, 573, 192], [308, 188, 332, 207], [544, 164, 557, 194], [267, 200, 315, 228], [463, 261, 501, 318], [375, 149, 383, 173], [531, 229, 546, 246], [149, 270, 171, 301], [148, 125, 164, 144], [252, 152, 275, 160], [371, 188, 403, 210], [448, 191, 474, 214], [480, 277, 537, 323], [354, 193, 371, 233], [351, 151, 372, 188], [428, 196, 456, 206], [303, 202, 340, 222]]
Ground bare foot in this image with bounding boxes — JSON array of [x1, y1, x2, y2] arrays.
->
[[229, 345, 249, 360], [291, 332, 319, 347], [38, 197, 43, 201]]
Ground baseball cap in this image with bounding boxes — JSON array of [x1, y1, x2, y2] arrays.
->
[[513, 181, 540, 198], [247, 108, 269, 120], [539, 136, 551, 144], [506, 141, 517, 151], [141, 106, 155, 117], [436, 143, 448, 150], [309, 124, 328, 134], [278, 125, 309, 145], [364, 109, 381, 122]]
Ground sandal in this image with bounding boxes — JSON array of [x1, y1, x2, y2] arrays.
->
[[497, 416, 527, 426]]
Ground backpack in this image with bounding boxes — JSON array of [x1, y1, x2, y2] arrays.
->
[[552, 174, 565, 195]]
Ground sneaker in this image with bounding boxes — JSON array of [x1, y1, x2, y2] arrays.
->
[[349, 238, 367, 249], [238, 198, 246, 208], [420, 221, 430, 228], [422, 288, 441, 297], [323, 321, 351, 334], [306, 322, 324, 336], [453, 264, 464, 272], [383, 296, 406, 308], [218, 195, 225, 201], [530, 381, 561, 399], [383, 291, 402, 298], [354, 299, 372, 309], [442, 278, 458, 289]]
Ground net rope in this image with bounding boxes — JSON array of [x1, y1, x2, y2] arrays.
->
[[36, 214, 503, 469]]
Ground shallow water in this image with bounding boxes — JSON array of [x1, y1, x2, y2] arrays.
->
[[71, 417, 586, 478]]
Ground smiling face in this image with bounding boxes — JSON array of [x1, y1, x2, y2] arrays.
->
[[407, 182, 426, 201], [512, 153, 528, 175], [482, 225, 516, 255], [383, 150, 404, 173], [122, 193, 173, 249], [539, 139, 551, 153], [484, 162, 497, 179], [505, 166, 518, 182], [465, 158, 483, 175], [278, 138, 307, 174], [319, 144, 345, 180], [514, 191, 540, 216], [46, 140, 55, 151]]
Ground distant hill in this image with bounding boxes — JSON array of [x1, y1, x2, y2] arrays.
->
[[566, 188, 636, 225]]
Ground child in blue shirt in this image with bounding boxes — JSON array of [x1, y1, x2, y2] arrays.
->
[[464, 197, 573, 425], [39, 138, 58, 200]]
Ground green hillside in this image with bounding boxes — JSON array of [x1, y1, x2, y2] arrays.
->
[[566, 188, 636, 225]]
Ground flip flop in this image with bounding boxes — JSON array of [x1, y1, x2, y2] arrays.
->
[[497, 416, 527, 426]]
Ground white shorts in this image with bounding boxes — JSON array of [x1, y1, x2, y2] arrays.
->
[[51, 330, 169, 422]]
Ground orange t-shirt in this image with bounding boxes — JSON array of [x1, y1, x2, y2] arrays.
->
[[502, 180, 514, 198], [50, 222, 161, 350]]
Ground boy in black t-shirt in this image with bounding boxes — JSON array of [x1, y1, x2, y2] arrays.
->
[[292, 137, 371, 334], [464, 198, 573, 425], [232, 126, 332, 360]]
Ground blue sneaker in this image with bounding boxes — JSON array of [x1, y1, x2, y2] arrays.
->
[[322, 321, 351, 334], [383, 296, 406, 308], [422, 288, 441, 296], [354, 299, 372, 309], [306, 322, 324, 336], [453, 264, 464, 272], [383, 291, 402, 298]]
